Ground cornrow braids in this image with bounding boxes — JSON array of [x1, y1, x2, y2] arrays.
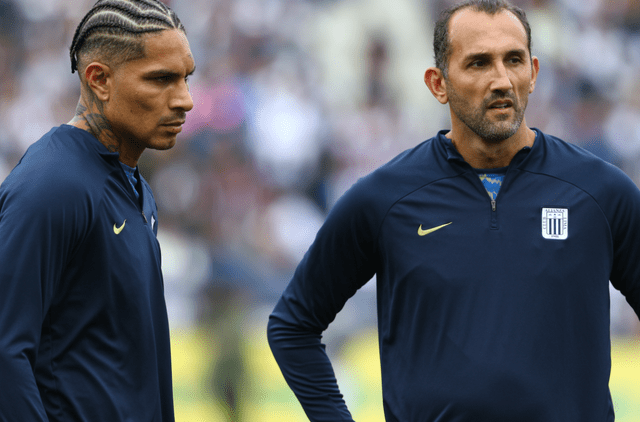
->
[[70, 0, 185, 73]]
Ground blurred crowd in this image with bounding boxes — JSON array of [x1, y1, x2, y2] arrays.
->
[[1, 0, 640, 416]]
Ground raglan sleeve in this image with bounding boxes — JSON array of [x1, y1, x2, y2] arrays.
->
[[267, 177, 379, 421], [0, 169, 86, 421], [608, 169, 640, 318]]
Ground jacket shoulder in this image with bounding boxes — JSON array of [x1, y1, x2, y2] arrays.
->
[[1, 127, 112, 213], [327, 136, 454, 240], [525, 132, 634, 197], [355, 136, 454, 206]]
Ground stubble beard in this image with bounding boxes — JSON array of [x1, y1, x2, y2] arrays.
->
[[446, 83, 527, 143]]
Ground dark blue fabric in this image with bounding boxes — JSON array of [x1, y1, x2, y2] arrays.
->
[[120, 162, 140, 199], [268, 129, 640, 421], [0, 125, 172, 421]]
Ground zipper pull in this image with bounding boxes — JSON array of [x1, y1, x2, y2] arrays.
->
[[491, 200, 496, 212]]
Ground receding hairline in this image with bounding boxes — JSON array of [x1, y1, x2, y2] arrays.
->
[[432, 0, 533, 77], [448, 7, 530, 52]]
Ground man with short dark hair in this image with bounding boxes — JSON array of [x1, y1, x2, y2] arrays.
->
[[267, 0, 640, 420], [0, 1, 195, 421]]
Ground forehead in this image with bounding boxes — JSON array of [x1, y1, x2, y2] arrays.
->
[[448, 9, 528, 58], [121, 29, 195, 74]]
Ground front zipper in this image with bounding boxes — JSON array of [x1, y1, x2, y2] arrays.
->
[[490, 197, 499, 230]]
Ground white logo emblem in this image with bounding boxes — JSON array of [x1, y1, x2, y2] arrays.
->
[[542, 208, 568, 240]]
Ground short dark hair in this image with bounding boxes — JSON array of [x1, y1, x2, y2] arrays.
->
[[69, 0, 185, 74], [433, 0, 532, 78]]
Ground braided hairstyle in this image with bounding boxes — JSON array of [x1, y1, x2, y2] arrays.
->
[[70, 0, 185, 74]]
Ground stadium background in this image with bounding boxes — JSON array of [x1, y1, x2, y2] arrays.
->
[[1, 0, 639, 420]]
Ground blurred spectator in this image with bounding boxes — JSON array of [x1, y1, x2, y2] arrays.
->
[[569, 80, 620, 166]]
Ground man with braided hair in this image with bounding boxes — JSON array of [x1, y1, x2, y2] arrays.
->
[[0, 1, 195, 421]]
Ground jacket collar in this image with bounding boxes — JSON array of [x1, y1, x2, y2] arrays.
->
[[438, 128, 539, 169], [61, 124, 121, 164]]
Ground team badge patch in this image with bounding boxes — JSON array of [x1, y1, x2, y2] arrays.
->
[[541, 208, 568, 240]]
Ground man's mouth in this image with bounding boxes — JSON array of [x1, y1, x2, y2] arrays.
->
[[488, 99, 514, 109], [162, 120, 186, 126]]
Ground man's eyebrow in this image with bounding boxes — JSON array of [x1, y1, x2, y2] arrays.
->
[[464, 52, 491, 62], [144, 69, 179, 78], [144, 66, 196, 78], [463, 49, 527, 62], [505, 48, 527, 57]]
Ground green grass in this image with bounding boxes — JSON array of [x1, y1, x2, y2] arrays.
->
[[171, 325, 640, 421]]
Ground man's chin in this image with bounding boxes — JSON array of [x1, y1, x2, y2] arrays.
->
[[150, 137, 178, 151], [475, 122, 521, 143]]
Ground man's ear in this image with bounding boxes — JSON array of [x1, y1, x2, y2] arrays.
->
[[424, 67, 448, 105], [529, 56, 540, 94], [84, 62, 112, 102]]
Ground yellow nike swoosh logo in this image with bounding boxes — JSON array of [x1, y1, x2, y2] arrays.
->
[[113, 220, 126, 235], [418, 222, 452, 236]]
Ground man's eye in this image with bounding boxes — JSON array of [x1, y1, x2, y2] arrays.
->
[[152, 75, 175, 83]]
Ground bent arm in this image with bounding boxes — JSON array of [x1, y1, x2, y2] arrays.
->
[[267, 179, 380, 421], [608, 173, 640, 318], [267, 306, 354, 421]]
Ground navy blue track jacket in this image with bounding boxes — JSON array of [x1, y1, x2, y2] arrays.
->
[[0, 125, 174, 421], [268, 130, 640, 421]]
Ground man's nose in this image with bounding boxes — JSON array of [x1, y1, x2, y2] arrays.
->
[[490, 63, 513, 93], [171, 79, 194, 112]]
